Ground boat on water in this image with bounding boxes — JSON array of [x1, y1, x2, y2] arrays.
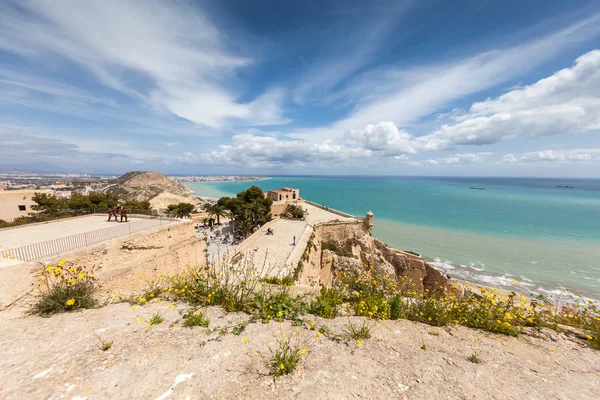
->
[[470, 187, 485, 190], [556, 185, 574, 188]]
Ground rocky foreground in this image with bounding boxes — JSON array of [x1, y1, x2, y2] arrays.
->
[[1, 302, 598, 400]]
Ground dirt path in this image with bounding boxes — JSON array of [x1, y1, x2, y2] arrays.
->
[[1, 302, 598, 400]]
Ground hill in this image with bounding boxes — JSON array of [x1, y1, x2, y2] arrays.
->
[[109, 171, 198, 210]]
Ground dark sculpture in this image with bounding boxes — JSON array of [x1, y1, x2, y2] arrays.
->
[[107, 206, 128, 222]]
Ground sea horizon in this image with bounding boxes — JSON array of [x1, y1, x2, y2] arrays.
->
[[188, 175, 600, 300]]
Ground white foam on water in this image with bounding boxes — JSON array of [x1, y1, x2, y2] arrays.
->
[[430, 258, 455, 270]]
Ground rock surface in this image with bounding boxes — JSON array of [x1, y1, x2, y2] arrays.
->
[[1, 302, 598, 399], [299, 221, 453, 294]]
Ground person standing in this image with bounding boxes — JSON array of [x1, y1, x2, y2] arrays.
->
[[293, 235, 296, 246]]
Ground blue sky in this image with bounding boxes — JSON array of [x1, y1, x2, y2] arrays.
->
[[1, 0, 600, 176]]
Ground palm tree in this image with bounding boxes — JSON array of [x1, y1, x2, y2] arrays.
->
[[208, 204, 228, 225], [247, 201, 266, 226], [236, 219, 252, 238], [201, 217, 209, 226]]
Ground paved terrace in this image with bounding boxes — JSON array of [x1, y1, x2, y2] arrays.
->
[[227, 203, 358, 277], [0, 216, 177, 266]]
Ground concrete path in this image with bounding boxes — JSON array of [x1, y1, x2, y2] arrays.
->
[[0, 216, 173, 250], [228, 203, 358, 277]]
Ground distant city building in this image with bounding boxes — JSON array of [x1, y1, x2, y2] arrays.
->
[[0, 189, 52, 222], [54, 190, 72, 199]]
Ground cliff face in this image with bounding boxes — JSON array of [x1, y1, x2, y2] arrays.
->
[[297, 220, 454, 295], [109, 171, 198, 209]]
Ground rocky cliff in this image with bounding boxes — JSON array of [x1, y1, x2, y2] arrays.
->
[[297, 220, 454, 295], [109, 171, 199, 210]]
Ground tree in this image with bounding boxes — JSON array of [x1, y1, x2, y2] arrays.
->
[[208, 204, 228, 224], [247, 200, 266, 225], [167, 202, 195, 218], [283, 204, 304, 219], [236, 219, 252, 238], [31, 193, 68, 212]]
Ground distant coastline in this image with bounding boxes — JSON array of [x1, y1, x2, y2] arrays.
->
[[172, 176, 269, 183]]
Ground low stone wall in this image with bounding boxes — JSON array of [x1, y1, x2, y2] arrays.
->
[[0, 221, 204, 309], [304, 200, 357, 219]]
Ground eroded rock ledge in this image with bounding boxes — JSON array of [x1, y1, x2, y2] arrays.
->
[[297, 220, 454, 295]]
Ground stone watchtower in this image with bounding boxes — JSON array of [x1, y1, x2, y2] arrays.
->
[[364, 211, 374, 230]]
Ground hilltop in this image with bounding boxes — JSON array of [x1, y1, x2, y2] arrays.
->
[[108, 171, 199, 210]]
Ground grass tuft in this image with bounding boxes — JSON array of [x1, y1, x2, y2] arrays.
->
[[346, 319, 373, 340], [148, 312, 164, 326], [183, 309, 210, 328]]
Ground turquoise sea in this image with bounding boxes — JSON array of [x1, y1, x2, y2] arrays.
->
[[188, 177, 600, 299]]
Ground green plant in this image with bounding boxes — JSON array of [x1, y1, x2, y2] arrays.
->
[[232, 321, 248, 335], [167, 202, 195, 218], [421, 343, 427, 350], [260, 275, 294, 286], [33, 262, 98, 316], [252, 288, 306, 322], [428, 330, 440, 336], [389, 294, 405, 320], [310, 287, 343, 319], [183, 309, 210, 328], [346, 319, 373, 340], [95, 334, 113, 351], [148, 312, 164, 326], [261, 333, 306, 377], [467, 353, 481, 363]]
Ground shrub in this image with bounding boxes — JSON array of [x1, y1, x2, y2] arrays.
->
[[310, 287, 343, 319], [346, 319, 373, 340], [260, 275, 294, 286], [183, 309, 210, 328], [467, 353, 481, 363], [389, 295, 405, 320], [282, 204, 304, 219], [353, 291, 390, 319], [252, 288, 306, 322], [33, 262, 98, 316], [261, 333, 306, 377]]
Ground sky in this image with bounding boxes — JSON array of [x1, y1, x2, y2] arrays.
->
[[1, 0, 600, 177]]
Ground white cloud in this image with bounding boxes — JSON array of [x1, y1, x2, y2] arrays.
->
[[344, 121, 416, 155], [289, 13, 600, 142], [417, 49, 600, 150], [520, 149, 600, 163], [501, 154, 518, 164], [0, 0, 288, 128]]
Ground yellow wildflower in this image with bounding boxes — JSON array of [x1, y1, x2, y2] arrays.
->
[[58, 259, 66, 266], [77, 272, 86, 280], [45, 266, 55, 272], [301, 348, 307, 355], [279, 363, 285, 370], [242, 337, 248, 344], [65, 298, 75, 306], [136, 316, 143, 323], [586, 335, 593, 340], [356, 340, 362, 347]]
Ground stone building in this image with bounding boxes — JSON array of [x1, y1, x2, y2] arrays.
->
[[266, 187, 299, 202], [267, 187, 301, 217], [0, 189, 52, 222]]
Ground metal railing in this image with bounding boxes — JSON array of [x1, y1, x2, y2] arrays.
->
[[0, 219, 167, 263]]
